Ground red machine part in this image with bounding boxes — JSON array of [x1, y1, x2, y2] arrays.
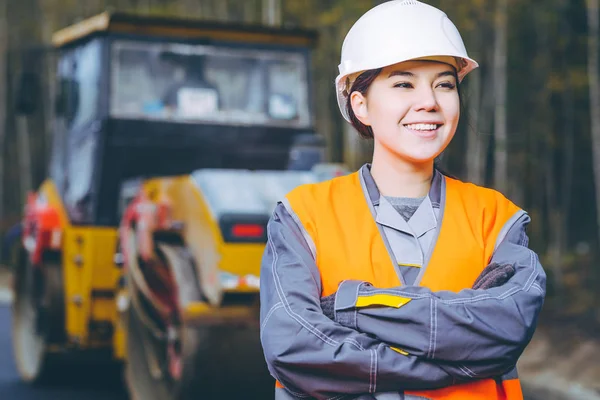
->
[[22, 192, 63, 266], [119, 189, 179, 322], [119, 190, 174, 265]]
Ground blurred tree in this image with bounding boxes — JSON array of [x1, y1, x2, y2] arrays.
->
[[493, 0, 508, 194], [0, 0, 6, 245], [461, 0, 491, 186], [263, 0, 281, 26], [587, 0, 600, 251]]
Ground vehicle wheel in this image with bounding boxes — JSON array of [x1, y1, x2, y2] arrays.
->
[[11, 256, 64, 384], [125, 244, 212, 400]]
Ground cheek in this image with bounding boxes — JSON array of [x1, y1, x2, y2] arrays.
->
[[440, 96, 460, 125], [369, 94, 406, 126]]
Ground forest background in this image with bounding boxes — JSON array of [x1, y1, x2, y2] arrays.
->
[[1, 0, 600, 338]]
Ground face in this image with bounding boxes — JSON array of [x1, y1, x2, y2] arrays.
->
[[351, 60, 460, 165]]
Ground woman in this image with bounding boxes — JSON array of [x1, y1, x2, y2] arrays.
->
[[259, 1, 546, 399]]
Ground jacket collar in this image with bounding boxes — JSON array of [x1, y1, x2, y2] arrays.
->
[[359, 163, 443, 237]]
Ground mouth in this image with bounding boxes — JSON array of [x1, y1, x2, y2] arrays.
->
[[403, 123, 442, 138]]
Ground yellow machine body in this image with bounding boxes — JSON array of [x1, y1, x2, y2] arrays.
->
[[141, 175, 265, 288], [36, 180, 121, 351], [112, 174, 270, 360], [37, 172, 269, 360]]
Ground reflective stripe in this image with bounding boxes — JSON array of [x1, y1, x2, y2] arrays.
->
[[398, 263, 422, 268], [356, 294, 412, 308], [281, 198, 318, 260], [493, 209, 527, 252], [390, 346, 409, 356]]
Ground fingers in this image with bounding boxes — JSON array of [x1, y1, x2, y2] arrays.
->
[[472, 263, 516, 290]]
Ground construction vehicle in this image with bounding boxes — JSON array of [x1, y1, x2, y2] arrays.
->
[[10, 11, 347, 399]]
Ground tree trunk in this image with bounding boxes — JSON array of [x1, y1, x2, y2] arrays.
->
[[465, 20, 485, 185], [465, 71, 484, 184], [215, 0, 228, 20], [182, 0, 201, 16], [587, 0, 600, 250], [478, 50, 496, 187], [262, 0, 281, 26], [243, 0, 257, 23], [546, 144, 563, 292], [0, 0, 7, 244], [555, 80, 575, 291], [16, 116, 33, 199], [556, 0, 576, 297], [493, 0, 508, 193]]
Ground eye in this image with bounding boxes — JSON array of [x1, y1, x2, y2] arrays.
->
[[393, 82, 413, 89], [436, 81, 456, 90]]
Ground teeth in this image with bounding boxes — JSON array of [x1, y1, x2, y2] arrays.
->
[[405, 123, 438, 131]]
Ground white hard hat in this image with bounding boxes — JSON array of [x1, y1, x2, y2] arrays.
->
[[335, 0, 479, 122]]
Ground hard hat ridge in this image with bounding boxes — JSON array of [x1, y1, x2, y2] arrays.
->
[[335, 0, 479, 122]]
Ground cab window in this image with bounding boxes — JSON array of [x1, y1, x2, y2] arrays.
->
[[110, 40, 310, 128], [55, 38, 102, 131]]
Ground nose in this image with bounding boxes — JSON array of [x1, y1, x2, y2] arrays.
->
[[413, 86, 439, 112]]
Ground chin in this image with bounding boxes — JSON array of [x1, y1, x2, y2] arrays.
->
[[391, 147, 443, 164]]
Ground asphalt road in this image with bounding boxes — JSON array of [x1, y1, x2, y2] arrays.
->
[[0, 305, 129, 400]]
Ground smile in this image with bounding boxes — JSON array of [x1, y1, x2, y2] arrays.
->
[[403, 123, 442, 131]]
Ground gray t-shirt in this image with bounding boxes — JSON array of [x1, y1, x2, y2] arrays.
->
[[384, 195, 426, 221]]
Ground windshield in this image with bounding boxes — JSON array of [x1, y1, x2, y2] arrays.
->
[[110, 40, 311, 128]]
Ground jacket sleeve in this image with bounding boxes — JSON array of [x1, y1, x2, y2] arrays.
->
[[332, 211, 546, 378], [260, 203, 482, 399]]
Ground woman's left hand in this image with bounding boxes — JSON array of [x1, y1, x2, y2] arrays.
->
[[320, 293, 336, 319]]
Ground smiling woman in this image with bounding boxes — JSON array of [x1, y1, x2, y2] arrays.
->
[[259, 1, 546, 400]]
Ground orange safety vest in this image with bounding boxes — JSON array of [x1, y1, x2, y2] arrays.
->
[[278, 170, 523, 400]]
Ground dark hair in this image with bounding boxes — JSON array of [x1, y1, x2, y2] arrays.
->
[[345, 67, 463, 140], [345, 68, 383, 139]]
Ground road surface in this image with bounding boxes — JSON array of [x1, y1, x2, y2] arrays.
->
[[0, 305, 128, 400]]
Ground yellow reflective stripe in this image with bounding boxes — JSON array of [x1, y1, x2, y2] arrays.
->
[[390, 347, 409, 356], [398, 263, 422, 268], [355, 294, 412, 308]]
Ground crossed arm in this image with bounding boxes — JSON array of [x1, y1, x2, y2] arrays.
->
[[259, 203, 546, 399]]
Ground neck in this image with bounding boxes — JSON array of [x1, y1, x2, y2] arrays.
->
[[370, 144, 434, 198]]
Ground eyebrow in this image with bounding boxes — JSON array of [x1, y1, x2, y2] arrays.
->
[[387, 70, 456, 78]]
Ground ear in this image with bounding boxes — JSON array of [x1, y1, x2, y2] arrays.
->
[[350, 91, 370, 126]]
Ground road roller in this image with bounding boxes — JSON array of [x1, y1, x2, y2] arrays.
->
[[10, 11, 347, 398]]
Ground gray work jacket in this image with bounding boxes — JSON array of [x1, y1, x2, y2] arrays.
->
[[259, 165, 546, 400]]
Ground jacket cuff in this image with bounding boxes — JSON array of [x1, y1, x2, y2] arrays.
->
[[334, 280, 365, 330]]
